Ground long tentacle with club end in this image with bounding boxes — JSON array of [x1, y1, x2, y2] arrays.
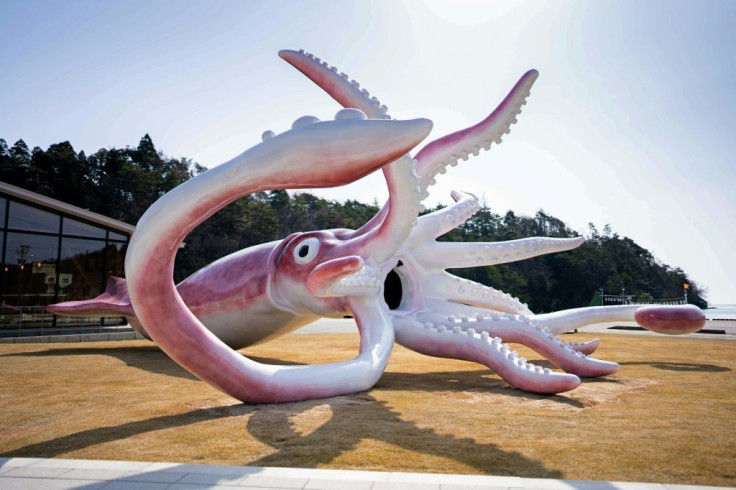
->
[[535, 304, 705, 336]]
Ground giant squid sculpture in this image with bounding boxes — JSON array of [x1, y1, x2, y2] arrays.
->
[[49, 50, 705, 402]]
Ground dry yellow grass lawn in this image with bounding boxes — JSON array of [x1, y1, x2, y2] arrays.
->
[[0, 332, 734, 486]]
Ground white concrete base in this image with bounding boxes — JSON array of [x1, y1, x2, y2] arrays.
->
[[0, 331, 147, 344], [0, 458, 728, 489]]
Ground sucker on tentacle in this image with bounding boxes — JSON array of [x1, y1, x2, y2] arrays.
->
[[280, 49, 391, 120], [357, 156, 424, 264], [422, 236, 586, 270], [279, 49, 429, 247], [411, 190, 481, 244], [408, 189, 586, 271], [413, 305, 619, 379], [393, 316, 581, 394], [422, 274, 531, 315]]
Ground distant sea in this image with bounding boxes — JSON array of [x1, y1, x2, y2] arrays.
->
[[705, 304, 736, 320]]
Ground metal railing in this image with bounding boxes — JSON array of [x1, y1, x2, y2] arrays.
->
[[601, 294, 687, 306], [0, 305, 129, 338]]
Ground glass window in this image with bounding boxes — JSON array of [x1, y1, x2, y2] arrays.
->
[[7, 201, 60, 233], [0, 197, 6, 227], [62, 217, 107, 239], [1, 232, 60, 309], [58, 237, 107, 302], [108, 230, 129, 241], [105, 241, 127, 278], [0, 230, 3, 290], [102, 316, 127, 326]]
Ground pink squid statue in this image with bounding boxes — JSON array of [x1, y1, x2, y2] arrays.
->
[[48, 50, 705, 403]]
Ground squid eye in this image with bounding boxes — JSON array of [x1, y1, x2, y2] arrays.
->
[[293, 237, 320, 264]]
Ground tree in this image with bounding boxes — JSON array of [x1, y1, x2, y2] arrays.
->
[[0, 139, 18, 183], [1, 135, 710, 308], [2, 139, 32, 186]]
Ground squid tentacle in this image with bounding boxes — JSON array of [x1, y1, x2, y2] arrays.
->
[[409, 190, 585, 269], [534, 304, 705, 336], [357, 157, 425, 264], [423, 272, 531, 315], [418, 236, 586, 270], [415, 70, 539, 191], [279, 49, 390, 119], [535, 305, 646, 335], [280, 51, 540, 257], [416, 304, 620, 378], [280, 49, 427, 244], [393, 316, 581, 395], [411, 190, 480, 244], [124, 116, 431, 403], [568, 339, 601, 356]]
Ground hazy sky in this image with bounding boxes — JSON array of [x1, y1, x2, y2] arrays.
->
[[1, 0, 734, 304]]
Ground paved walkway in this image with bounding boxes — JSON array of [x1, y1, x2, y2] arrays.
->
[[2, 317, 734, 344], [0, 458, 727, 489]]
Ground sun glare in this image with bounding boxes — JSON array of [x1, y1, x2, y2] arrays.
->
[[421, 0, 531, 26]]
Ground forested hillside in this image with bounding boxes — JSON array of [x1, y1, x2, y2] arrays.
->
[[1, 136, 708, 310]]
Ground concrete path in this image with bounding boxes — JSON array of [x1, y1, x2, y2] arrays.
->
[[0, 458, 728, 490]]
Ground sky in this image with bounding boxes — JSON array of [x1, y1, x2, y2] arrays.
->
[[1, 0, 734, 304]]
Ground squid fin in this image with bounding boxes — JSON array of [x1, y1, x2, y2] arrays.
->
[[46, 276, 134, 317]]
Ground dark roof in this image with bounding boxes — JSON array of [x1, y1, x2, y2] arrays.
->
[[0, 181, 135, 235]]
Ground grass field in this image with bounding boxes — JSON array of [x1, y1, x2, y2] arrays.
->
[[0, 332, 734, 486]]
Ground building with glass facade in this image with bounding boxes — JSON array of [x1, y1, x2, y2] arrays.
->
[[1, 182, 134, 337]]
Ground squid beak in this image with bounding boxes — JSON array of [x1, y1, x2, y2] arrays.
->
[[307, 256, 364, 297], [307, 256, 381, 298]]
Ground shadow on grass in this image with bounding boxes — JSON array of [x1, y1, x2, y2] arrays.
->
[[522, 352, 731, 374], [618, 361, 731, 372], [0, 346, 337, 381], [0, 387, 565, 478], [1, 346, 581, 477], [2, 344, 589, 408], [243, 393, 563, 477], [0, 345, 201, 380], [0, 405, 250, 459]]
